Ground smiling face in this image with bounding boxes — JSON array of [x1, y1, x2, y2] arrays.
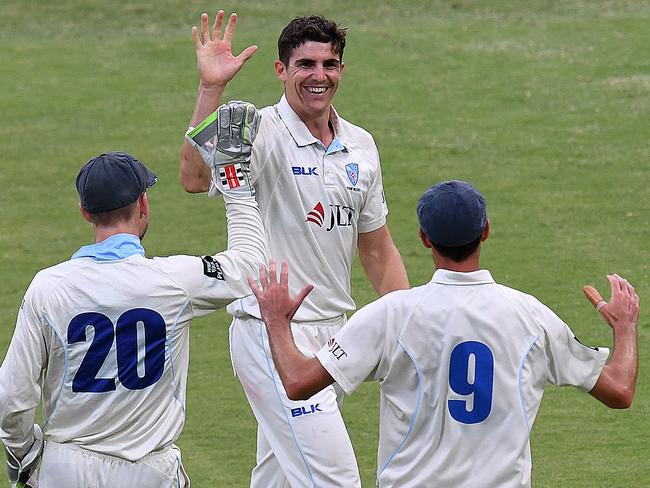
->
[[275, 41, 344, 122]]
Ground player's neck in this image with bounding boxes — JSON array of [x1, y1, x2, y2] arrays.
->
[[432, 251, 481, 273], [305, 117, 334, 147], [292, 103, 335, 147], [435, 261, 480, 273], [93, 224, 141, 244]]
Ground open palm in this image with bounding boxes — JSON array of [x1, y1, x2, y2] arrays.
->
[[192, 11, 257, 88]]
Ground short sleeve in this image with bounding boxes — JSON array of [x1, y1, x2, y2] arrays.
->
[[532, 298, 609, 391], [316, 298, 391, 394], [357, 142, 388, 234]]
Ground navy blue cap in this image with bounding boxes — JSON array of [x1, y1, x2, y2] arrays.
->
[[76, 152, 157, 213], [417, 180, 487, 247]]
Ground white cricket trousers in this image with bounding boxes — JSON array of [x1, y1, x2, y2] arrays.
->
[[229, 315, 361, 488], [39, 441, 190, 487]]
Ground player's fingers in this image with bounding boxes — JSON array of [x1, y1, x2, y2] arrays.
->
[[609, 274, 627, 302], [268, 258, 277, 284], [258, 263, 269, 289], [296, 284, 314, 303], [223, 13, 238, 45], [289, 284, 314, 319], [583, 285, 606, 311], [212, 10, 225, 41], [280, 261, 289, 288], [623, 278, 636, 299], [192, 26, 201, 49], [200, 12, 209, 44], [248, 276, 261, 298], [237, 45, 258, 63]]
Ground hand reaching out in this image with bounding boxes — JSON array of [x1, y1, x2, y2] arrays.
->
[[583, 274, 640, 330], [192, 10, 258, 88], [249, 260, 314, 327]]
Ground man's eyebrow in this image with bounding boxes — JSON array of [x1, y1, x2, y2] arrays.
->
[[292, 57, 341, 64]]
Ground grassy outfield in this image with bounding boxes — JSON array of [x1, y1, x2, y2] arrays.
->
[[1, 0, 648, 485]]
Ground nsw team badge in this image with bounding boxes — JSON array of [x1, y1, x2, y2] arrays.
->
[[345, 163, 359, 186]]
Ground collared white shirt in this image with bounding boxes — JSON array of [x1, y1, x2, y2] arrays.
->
[[228, 95, 388, 322], [317, 268, 609, 487], [0, 216, 264, 461]]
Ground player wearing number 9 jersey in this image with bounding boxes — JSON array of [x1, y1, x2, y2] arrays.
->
[[252, 180, 640, 488], [0, 127, 266, 486]]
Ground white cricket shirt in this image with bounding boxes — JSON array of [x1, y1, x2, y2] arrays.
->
[[0, 198, 265, 461], [317, 269, 609, 487], [226, 95, 388, 321]]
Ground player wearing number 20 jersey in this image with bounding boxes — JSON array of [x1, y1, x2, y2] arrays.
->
[[0, 148, 266, 487]]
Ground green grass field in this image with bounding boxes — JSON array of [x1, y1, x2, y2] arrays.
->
[[1, 1, 648, 486]]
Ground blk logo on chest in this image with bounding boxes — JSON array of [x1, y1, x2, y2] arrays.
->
[[291, 404, 323, 417], [292, 166, 319, 176]]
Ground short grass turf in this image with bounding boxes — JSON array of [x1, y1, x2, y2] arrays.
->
[[1, 1, 648, 486]]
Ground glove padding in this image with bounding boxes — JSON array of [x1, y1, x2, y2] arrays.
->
[[6, 424, 43, 488], [186, 100, 261, 199]]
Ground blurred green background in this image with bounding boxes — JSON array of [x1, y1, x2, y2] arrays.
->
[[1, 1, 648, 486]]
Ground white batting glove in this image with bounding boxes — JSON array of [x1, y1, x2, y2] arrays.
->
[[5, 425, 43, 488], [186, 101, 261, 199]]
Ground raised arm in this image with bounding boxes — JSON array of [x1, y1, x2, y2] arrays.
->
[[180, 11, 257, 193], [358, 224, 409, 296], [249, 261, 334, 400], [585, 274, 640, 408]]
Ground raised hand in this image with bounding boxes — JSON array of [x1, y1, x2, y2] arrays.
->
[[192, 11, 258, 88], [583, 274, 640, 330], [249, 260, 314, 326]]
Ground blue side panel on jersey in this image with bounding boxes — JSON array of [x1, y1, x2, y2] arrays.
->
[[42, 313, 68, 429], [168, 300, 191, 413], [378, 339, 423, 479], [518, 336, 540, 433]]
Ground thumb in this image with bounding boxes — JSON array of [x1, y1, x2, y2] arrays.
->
[[583, 285, 607, 312], [288, 284, 314, 319], [238, 45, 258, 63]]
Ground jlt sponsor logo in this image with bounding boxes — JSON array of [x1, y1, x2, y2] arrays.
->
[[328, 338, 347, 360], [291, 404, 322, 417], [306, 202, 355, 231]]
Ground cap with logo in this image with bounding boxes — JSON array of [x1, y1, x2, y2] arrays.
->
[[76, 152, 157, 213], [417, 180, 487, 247]]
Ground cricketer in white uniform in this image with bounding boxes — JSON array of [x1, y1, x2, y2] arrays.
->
[[181, 12, 409, 488], [0, 103, 266, 488], [251, 180, 640, 488]]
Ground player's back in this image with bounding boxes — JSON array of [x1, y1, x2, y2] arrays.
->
[[377, 269, 568, 487], [27, 254, 199, 461]]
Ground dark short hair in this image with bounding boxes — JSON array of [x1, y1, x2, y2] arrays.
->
[[278, 16, 347, 65], [86, 200, 139, 227], [432, 236, 482, 263]]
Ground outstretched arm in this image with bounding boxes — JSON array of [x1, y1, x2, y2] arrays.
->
[[249, 261, 334, 400], [180, 11, 257, 193], [585, 274, 639, 408], [358, 224, 409, 296]]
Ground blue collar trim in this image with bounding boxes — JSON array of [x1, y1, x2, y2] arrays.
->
[[325, 138, 345, 155], [72, 233, 145, 261]]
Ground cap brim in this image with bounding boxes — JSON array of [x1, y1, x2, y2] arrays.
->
[[145, 169, 158, 188]]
